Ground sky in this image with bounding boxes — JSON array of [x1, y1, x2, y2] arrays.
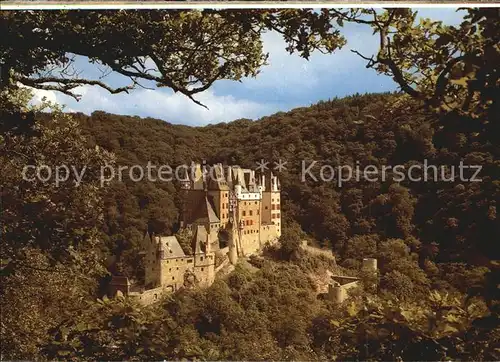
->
[[31, 8, 464, 127]]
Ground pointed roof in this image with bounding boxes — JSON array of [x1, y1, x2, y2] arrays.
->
[[191, 225, 208, 255], [158, 236, 186, 258], [192, 196, 220, 224]]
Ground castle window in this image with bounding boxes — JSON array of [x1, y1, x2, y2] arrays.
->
[[172, 276, 175, 280], [187, 259, 193, 263], [265, 206, 268, 210], [249, 210, 253, 216], [177, 267, 179, 270], [257, 210, 260, 215], [169, 268, 172, 272], [242, 211, 246, 216], [200, 256, 204, 261], [201, 268, 204, 271]]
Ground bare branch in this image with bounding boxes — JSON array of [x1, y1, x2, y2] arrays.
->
[[14, 75, 135, 101], [351, 49, 376, 66]]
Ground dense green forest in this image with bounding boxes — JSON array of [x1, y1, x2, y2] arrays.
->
[[2, 90, 498, 360], [72, 92, 499, 278], [2, 8, 499, 361]]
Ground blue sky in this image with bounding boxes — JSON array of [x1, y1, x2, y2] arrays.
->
[[32, 8, 464, 126]]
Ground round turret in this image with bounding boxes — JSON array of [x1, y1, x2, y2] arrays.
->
[[229, 244, 238, 265], [328, 283, 345, 303]]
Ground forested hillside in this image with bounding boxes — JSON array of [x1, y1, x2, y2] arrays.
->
[[74, 92, 499, 279], [2, 8, 499, 360], [4, 87, 499, 362]]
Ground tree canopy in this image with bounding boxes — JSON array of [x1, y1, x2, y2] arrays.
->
[[1, 8, 498, 118], [0, 9, 343, 106], [1, 7, 499, 361]]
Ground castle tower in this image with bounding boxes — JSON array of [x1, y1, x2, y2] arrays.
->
[[191, 225, 216, 287], [261, 171, 281, 237], [228, 237, 238, 265], [142, 233, 161, 288], [207, 163, 230, 229]]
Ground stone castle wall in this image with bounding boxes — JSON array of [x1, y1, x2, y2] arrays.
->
[[129, 286, 171, 305]]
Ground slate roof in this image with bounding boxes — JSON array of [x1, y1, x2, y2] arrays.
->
[[192, 224, 208, 254], [158, 236, 186, 258], [192, 196, 220, 224]]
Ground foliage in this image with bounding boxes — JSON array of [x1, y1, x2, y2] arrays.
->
[[1, 89, 114, 358], [1, 90, 114, 272], [332, 292, 497, 361], [2, 8, 499, 361], [333, 9, 500, 124], [0, 9, 344, 106]]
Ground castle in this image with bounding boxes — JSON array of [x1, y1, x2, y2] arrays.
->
[[109, 163, 281, 304]]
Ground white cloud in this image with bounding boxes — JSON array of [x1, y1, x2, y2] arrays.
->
[[239, 23, 380, 97], [241, 8, 465, 92], [27, 8, 465, 126], [29, 87, 59, 105], [29, 84, 276, 126]]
